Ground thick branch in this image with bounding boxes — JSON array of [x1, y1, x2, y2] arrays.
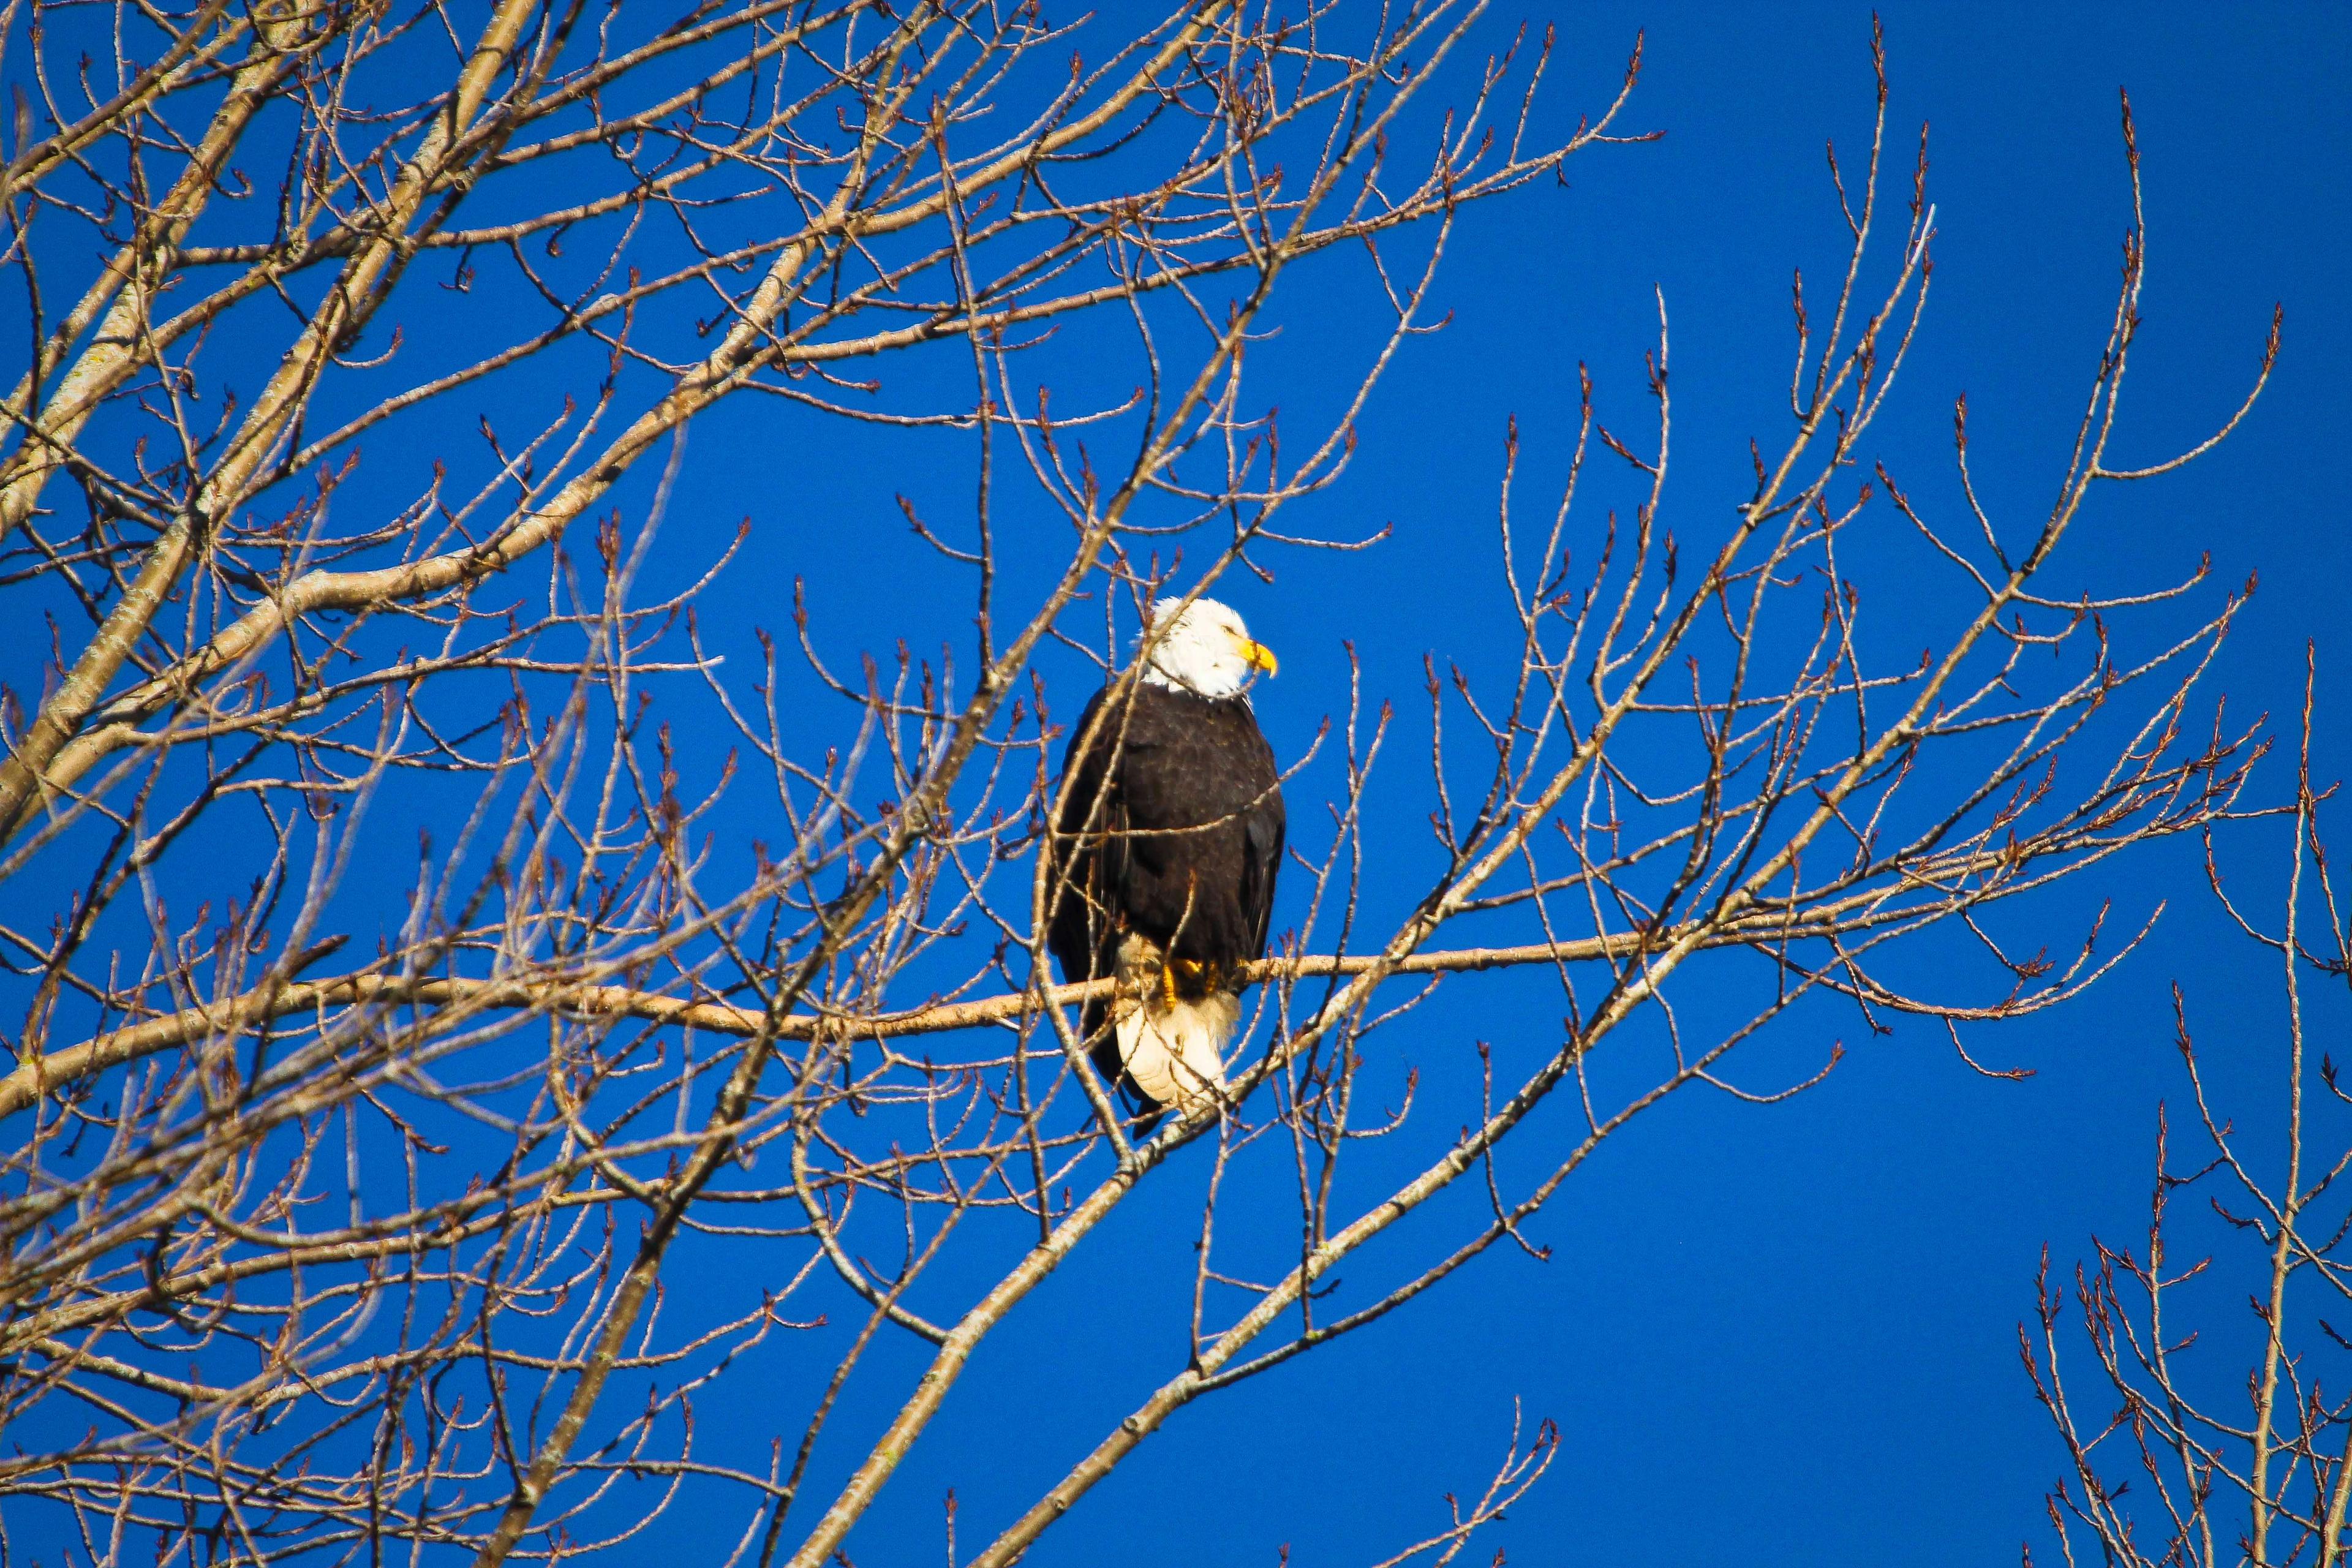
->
[[1, 936, 1714, 1123]]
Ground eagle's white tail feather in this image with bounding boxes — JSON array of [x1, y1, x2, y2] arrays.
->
[[1114, 991, 1235, 1112]]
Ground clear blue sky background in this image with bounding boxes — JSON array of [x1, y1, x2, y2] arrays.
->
[[717, 5, 2343, 1562], [15, 4, 2350, 1564]]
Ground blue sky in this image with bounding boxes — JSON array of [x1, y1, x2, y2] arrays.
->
[[541, 5, 2347, 1562], [10, 4, 2350, 1564], [772, 6, 2345, 1562]]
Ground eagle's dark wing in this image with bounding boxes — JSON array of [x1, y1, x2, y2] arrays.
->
[[1046, 685, 1130, 1076], [1046, 688, 1109, 972], [1238, 722, 1284, 961]]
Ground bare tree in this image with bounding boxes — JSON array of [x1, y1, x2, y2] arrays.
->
[[2024, 665, 2352, 1568], [0, 5, 2275, 1564]]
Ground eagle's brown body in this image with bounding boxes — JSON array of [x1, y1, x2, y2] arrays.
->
[[1047, 679, 1284, 1112]]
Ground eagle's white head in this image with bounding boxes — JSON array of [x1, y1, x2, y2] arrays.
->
[[1138, 596, 1278, 699]]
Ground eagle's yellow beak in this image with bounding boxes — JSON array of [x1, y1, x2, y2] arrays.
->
[[1238, 638, 1278, 677]]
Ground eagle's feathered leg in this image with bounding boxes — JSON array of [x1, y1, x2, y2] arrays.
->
[[1110, 934, 1232, 1114]]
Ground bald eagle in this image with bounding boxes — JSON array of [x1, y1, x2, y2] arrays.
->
[[1048, 597, 1284, 1118]]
